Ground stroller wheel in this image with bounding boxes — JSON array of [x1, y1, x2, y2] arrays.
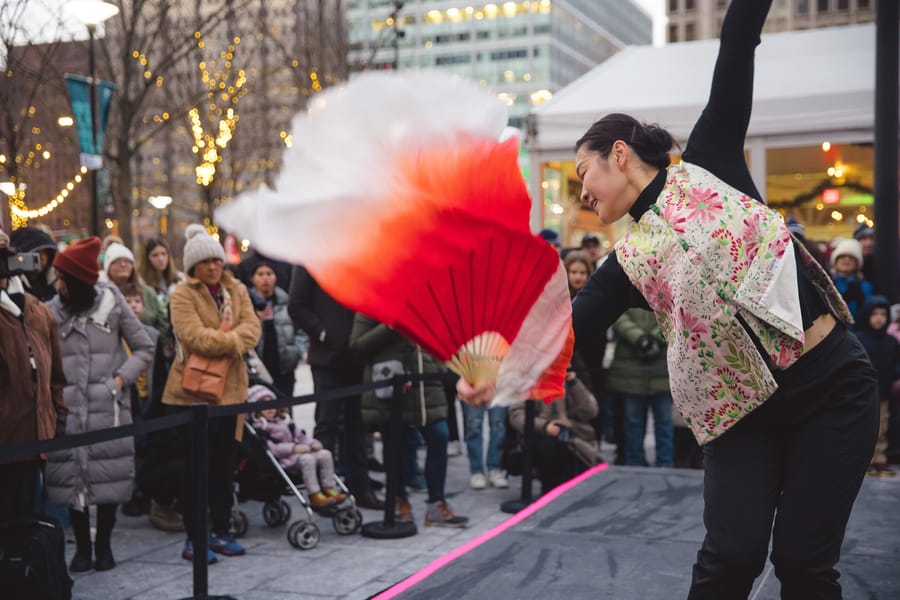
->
[[287, 520, 320, 550], [333, 508, 363, 535], [263, 501, 283, 527], [232, 510, 249, 538], [278, 499, 292, 525]]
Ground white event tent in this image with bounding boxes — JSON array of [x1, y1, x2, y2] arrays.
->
[[525, 22, 884, 209]]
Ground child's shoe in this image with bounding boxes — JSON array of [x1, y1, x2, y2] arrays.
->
[[209, 532, 246, 556], [182, 540, 217, 564], [424, 500, 468, 528], [324, 487, 348, 504], [309, 491, 337, 509]]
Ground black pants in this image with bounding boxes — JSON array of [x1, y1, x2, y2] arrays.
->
[[442, 377, 461, 442], [0, 461, 42, 518], [689, 326, 879, 599], [169, 406, 238, 541], [311, 363, 370, 496]]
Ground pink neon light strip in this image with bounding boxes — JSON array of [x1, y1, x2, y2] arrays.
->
[[372, 462, 610, 600]]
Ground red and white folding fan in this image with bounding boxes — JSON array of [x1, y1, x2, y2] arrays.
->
[[216, 72, 572, 403]]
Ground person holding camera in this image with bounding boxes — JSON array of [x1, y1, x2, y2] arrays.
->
[[0, 228, 67, 518], [606, 308, 674, 467], [9, 225, 59, 301], [508, 370, 601, 496]]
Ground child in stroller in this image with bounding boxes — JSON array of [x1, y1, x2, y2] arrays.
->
[[247, 385, 347, 509], [237, 384, 363, 549]]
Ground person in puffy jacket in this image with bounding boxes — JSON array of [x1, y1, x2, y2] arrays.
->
[[45, 237, 154, 573]]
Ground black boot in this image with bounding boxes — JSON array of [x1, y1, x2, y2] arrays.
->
[[93, 503, 117, 571], [68, 507, 92, 572]]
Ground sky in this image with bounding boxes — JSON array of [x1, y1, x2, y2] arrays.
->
[[635, 0, 667, 46], [23, 0, 668, 46]]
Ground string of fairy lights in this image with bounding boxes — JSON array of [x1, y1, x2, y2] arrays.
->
[[5, 25, 330, 230], [189, 32, 248, 187], [9, 166, 89, 228]]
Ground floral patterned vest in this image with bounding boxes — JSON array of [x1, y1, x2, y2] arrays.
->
[[617, 162, 852, 444]]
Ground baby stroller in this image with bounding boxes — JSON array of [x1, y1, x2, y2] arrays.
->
[[234, 405, 363, 550]]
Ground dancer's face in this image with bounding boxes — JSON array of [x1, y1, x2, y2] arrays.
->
[[575, 143, 631, 225]]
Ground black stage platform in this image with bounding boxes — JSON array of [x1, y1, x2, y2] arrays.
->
[[387, 466, 900, 599]]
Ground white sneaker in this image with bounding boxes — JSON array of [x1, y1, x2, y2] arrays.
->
[[469, 473, 488, 489], [488, 470, 508, 489], [447, 441, 462, 457]]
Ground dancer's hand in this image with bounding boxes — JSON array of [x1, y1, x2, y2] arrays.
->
[[457, 378, 494, 407]]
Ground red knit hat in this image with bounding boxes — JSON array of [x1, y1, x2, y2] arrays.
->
[[54, 236, 101, 286]]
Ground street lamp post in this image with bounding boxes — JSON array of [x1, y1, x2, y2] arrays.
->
[[148, 195, 173, 237], [68, 1, 119, 236], [390, 1, 405, 70]]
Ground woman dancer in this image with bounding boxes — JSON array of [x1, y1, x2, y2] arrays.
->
[[460, 1, 877, 597]]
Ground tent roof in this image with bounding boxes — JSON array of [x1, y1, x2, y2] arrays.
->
[[529, 23, 878, 154]]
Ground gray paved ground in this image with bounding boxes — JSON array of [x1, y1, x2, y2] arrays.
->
[[66, 433, 524, 600], [65, 449, 900, 600], [399, 468, 900, 600], [63, 379, 900, 599]]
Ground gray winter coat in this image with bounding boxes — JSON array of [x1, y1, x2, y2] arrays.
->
[[45, 283, 154, 507], [255, 286, 308, 374]]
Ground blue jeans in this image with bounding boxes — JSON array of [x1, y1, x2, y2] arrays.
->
[[394, 420, 450, 503], [623, 392, 674, 467], [462, 404, 506, 474]]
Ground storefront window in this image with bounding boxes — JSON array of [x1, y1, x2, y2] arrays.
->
[[766, 143, 874, 243]]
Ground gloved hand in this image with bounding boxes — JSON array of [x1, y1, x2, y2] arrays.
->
[[635, 334, 661, 360]]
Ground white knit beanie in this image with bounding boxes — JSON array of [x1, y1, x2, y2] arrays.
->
[[103, 242, 135, 273], [830, 238, 863, 269], [183, 224, 226, 274]]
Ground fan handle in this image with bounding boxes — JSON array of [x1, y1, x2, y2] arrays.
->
[[446, 331, 510, 387]]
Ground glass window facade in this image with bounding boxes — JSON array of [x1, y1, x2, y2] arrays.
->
[[347, 0, 652, 126]]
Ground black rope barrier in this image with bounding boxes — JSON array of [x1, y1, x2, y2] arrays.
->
[[0, 371, 459, 599]]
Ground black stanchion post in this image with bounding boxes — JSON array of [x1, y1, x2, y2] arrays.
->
[[361, 375, 417, 539], [191, 404, 209, 600], [501, 399, 535, 514]]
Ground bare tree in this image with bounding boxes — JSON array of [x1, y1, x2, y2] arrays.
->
[[0, 0, 74, 232], [94, 0, 234, 247]]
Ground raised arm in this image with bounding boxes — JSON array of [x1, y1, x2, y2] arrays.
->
[[682, 0, 773, 199]]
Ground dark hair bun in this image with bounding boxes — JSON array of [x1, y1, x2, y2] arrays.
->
[[641, 125, 673, 170]]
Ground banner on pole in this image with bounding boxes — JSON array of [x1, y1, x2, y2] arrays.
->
[[64, 74, 116, 170]]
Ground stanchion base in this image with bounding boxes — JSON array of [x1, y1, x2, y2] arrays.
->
[[360, 521, 418, 539], [500, 498, 532, 514]]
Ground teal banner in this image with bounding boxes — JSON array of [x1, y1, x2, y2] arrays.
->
[[64, 74, 116, 170]]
